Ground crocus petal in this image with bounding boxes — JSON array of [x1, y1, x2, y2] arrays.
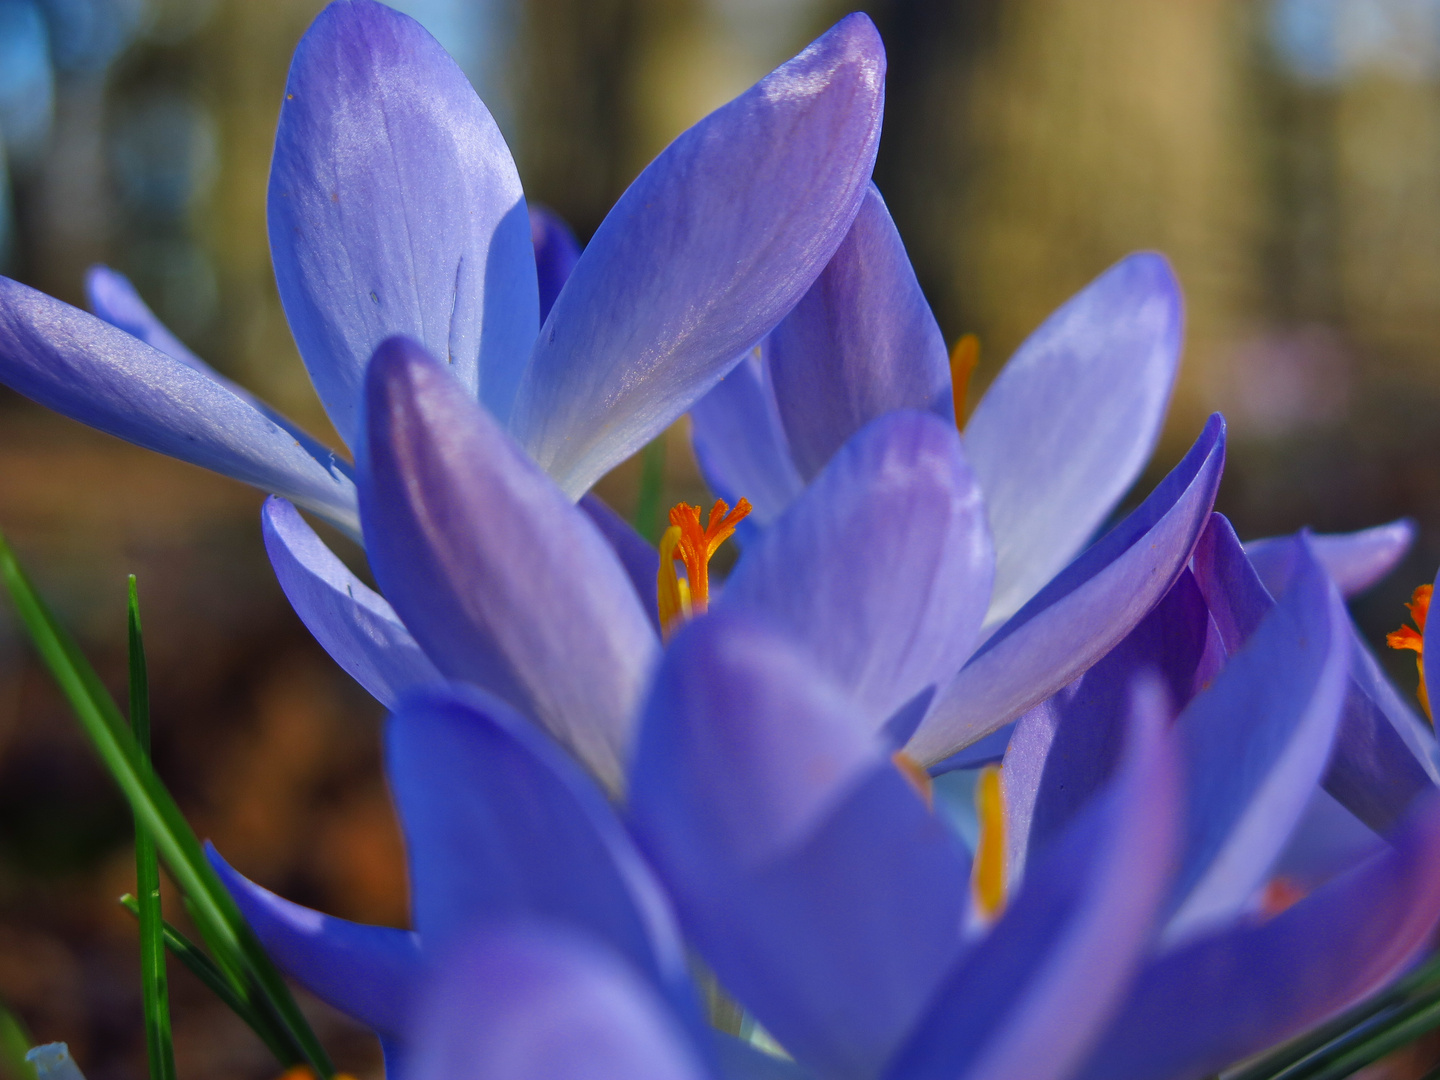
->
[[1271, 787, 1385, 892], [887, 679, 1181, 1080], [86, 265, 348, 471], [85, 264, 210, 373], [387, 682, 697, 1031], [712, 1036, 814, 1080], [261, 495, 442, 707], [1164, 535, 1350, 944], [269, 0, 537, 446], [208, 846, 421, 1037], [409, 923, 710, 1080], [360, 338, 657, 792], [690, 345, 805, 531], [964, 253, 1182, 626], [1247, 518, 1416, 598], [510, 13, 885, 498], [910, 415, 1225, 765], [1072, 793, 1440, 1080], [630, 612, 970, 1080], [767, 184, 951, 480], [1193, 513, 1438, 834], [578, 494, 661, 632], [1004, 571, 1210, 882], [720, 411, 993, 729], [531, 205, 581, 324], [0, 277, 360, 536]]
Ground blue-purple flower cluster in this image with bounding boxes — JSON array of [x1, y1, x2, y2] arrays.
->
[[2, 2, 1440, 1078]]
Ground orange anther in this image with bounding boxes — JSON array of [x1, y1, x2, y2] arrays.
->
[[1388, 584, 1433, 723], [971, 765, 1007, 922]]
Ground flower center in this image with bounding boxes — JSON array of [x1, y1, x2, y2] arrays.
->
[[971, 764, 1007, 922], [1387, 584, 1432, 724], [656, 498, 752, 639]]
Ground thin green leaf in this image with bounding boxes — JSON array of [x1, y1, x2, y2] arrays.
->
[[633, 435, 668, 543], [118, 896, 293, 1064], [128, 579, 176, 1080], [0, 1000, 37, 1080], [0, 534, 332, 1077]]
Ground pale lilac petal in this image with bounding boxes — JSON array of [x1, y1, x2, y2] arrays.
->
[[578, 494, 660, 632], [909, 415, 1224, 765], [209, 847, 421, 1037], [1073, 793, 1440, 1080], [262, 495, 442, 706], [689, 346, 805, 531], [630, 612, 969, 1080], [1247, 518, 1415, 598], [531, 205, 581, 323], [359, 337, 657, 792], [270, 0, 537, 446], [409, 923, 710, 1080], [888, 679, 1181, 1080], [1164, 536, 1350, 943], [1193, 513, 1438, 834], [511, 14, 885, 498], [767, 183, 951, 480], [720, 411, 993, 729], [0, 276, 359, 536], [965, 253, 1182, 625]]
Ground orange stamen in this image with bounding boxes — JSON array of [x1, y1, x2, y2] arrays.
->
[[278, 1070, 358, 1080], [949, 333, 980, 424], [1260, 876, 1307, 919], [656, 498, 751, 638], [971, 765, 1007, 922], [1388, 584, 1433, 723]]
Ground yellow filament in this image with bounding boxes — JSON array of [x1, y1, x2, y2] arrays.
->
[[892, 750, 934, 809], [949, 333, 980, 424], [656, 525, 692, 640], [971, 765, 1007, 920]]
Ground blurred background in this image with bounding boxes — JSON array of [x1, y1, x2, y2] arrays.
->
[[2, 0, 1440, 1075]]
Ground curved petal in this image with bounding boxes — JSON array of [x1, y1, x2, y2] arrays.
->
[[1004, 571, 1209, 882], [887, 678, 1181, 1080], [965, 253, 1183, 625], [911, 415, 1225, 765], [409, 923, 709, 1080], [262, 495, 442, 706], [359, 337, 657, 792], [0, 276, 360, 536], [720, 411, 994, 729], [690, 345, 805, 532], [1073, 793, 1440, 1080], [269, 0, 537, 446], [511, 14, 885, 498], [387, 684, 699, 1032], [1193, 513, 1438, 834], [1164, 536, 1350, 944], [530, 205, 580, 324], [767, 183, 952, 479], [630, 612, 970, 1080], [86, 265, 347, 472], [1247, 518, 1415, 598], [85, 264, 209, 373], [578, 493, 660, 632], [208, 847, 422, 1038]]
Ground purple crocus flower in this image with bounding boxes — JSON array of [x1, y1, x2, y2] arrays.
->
[[211, 532, 1440, 1080], [0, 0, 886, 538]]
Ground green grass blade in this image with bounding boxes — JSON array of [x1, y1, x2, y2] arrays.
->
[[0, 1000, 37, 1080], [633, 435, 668, 543], [128, 579, 176, 1080], [118, 896, 294, 1063], [0, 534, 332, 1077]]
